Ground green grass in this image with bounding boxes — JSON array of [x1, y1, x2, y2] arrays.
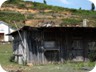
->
[[0, 43, 12, 65], [0, 11, 25, 28], [0, 43, 95, 72]]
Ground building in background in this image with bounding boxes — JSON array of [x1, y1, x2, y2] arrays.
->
[[0, 21, 14, 42]]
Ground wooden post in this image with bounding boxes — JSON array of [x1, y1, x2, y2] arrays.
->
[[42, 30, 45, 64]]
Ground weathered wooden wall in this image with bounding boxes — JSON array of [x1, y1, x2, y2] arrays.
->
[[12, 27, 96, 65]]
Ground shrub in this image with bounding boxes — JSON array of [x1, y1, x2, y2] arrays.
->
[[88, 50, 96, 62]]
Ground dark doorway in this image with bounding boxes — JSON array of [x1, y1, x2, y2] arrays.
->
[[69, 39, 84, 61], [44, 50, 59, 63], [0, 33, 4, 41]]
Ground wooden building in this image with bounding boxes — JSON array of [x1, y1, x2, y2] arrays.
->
[[9, 26, 96, 65]]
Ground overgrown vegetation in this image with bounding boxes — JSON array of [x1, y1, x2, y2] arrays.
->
[[0, 0, 96, 28], [0, 11, 25, 28], [61, 18, 82, 26], [7, 0, 24, 4]]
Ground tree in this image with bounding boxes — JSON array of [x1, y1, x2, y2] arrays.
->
[[79, 7, 82, 10], [43, 0, 47, 4], [91, 3, 95, 11]]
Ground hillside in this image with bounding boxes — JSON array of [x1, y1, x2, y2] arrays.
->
[[0, 1, 96, 28]]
